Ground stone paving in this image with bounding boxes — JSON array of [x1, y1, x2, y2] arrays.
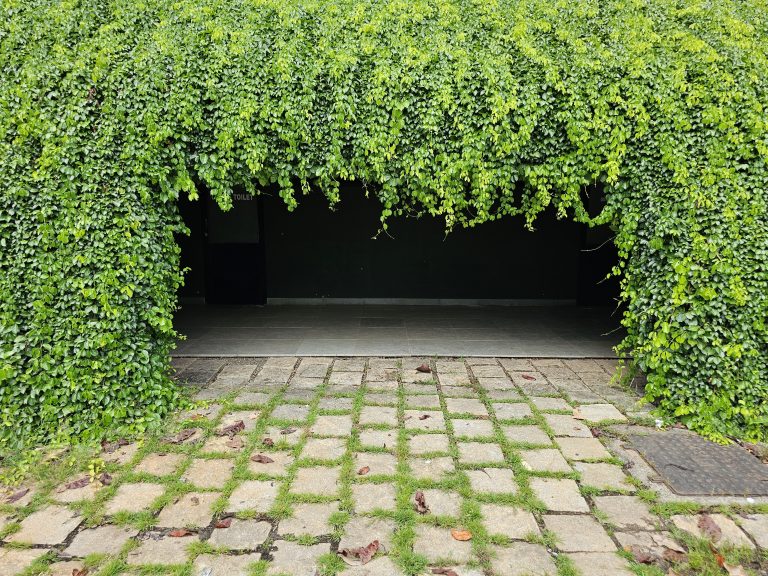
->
[[0, 356, 766, 576]]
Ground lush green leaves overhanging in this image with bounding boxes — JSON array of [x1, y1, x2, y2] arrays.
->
[[1, 0, 767, 446]]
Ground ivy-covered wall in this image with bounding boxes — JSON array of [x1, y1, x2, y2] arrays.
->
[[1, 0, 766, 447]]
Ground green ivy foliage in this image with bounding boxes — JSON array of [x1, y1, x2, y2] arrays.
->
[[1, 0, 766, 445]]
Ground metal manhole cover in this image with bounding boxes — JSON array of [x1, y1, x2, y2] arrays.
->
[[360, 317, 404, 327], [629, 432, 768, 496]]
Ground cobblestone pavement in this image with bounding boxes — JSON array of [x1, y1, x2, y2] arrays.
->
[[1, 357, 766, 576]]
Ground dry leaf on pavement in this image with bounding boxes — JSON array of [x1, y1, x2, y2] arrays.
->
[[450, 529, 472, 541], [413, 490, 429, 514], [357, 466, 370, 475], [416, 364, 432, 373], [251, 454, 275, 464], [339, 539, 380, 565]]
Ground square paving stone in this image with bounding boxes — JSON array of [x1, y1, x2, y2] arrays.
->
[[472, 365, 506, 378], [543, 414, 593, 437], [360, 406, 398, 426], [7, 506, 83, 545], [135, 453, 186, 477], [364, 392, 398, 406], [102, 442, 140, 465], [248, 451, 294, 476], [339, 517, 396, 552], [311, 415, 353, 436], [359, 429, 397, 450], [263, 425, 303, 447], [319, 396, 355, 410], [334, 358, 367, 372], [458, 441, 505, 464], [520, 449, 572, 473], [194, 553, 262, 576], [451, 419, 494, 438], [302, 437, 347, 460], [502, 425, 552, 446], [283, 387, 318, 400], [415, 489, 462, 517], [530, 478, 589, 512], [445, 397, 488, 416], [126, 533, 192, 565], [290, 376, 325, 390], [739, 514, 768, 548], [531, 396, 571, 411], [413, 525, 473, 563], [556, 437, 611, 461], [543, 515, 615, 552], [278, 502, 338, 536], [263, 357, 297, 369], [573, 462, 633, 491], [409, 433, 450, 455], [404, 410, 446, 431], [48, 561, 86, 576], [339, 556, 405, 575], [268, 541, 330, 574], [573, 403, 627, 422], [234, 391, 271, 405], [493, 402, 533, 420], [438, 373, 472, 387], [441, 385, 477, 397], [297, 362, 331, 378], [593, 496, 657, 530], [207, 518, 271, 549], [292, 467, 341, 496], [486, 389, 523, 401], [157, 492, 218, 528], [481, 504, 539, 540], [404, 383, 438, 395], [228, 480, 279, 513], [183, 458, 235, 489], [406, 394, 442, 409], [490, 542, 557, 575], [271, 403, 310, 422], [202, 434, 246, 455], [466, 468, 517, 494], [329, 372, 363, 386], [499, 359, 534, 371], [221, 410, 261, 431], [410, 457, 455, 481], [352, 482, 396, 512], [104, 482, 165, 515], [355, 452, 398, 476], [64, 524, 138, 557], [436, 360, 467, 373], [478, 377, 516, 391], [671, 514, 755, 548], [566, 552, 634, 576], [0, 549, 50, 575], [614, 531, 685, 557]]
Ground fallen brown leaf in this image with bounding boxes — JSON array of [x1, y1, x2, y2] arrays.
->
[[216, 420, 245, 438], [168, 528, 193, 537], [101, 438, 129, 453], [661, 547, 688, 564], [98, 472, 112, 486], [6, 488, 29, 503], [708, 542, 725, 567], [72, 569, 89, 576], [263, 437, 275, 447], [416, 364, 432, 373], [418, 414, 431, 420], [63, 477, 90, 491], [450, 529, 472, 541], [413, 490, 429, 514], [626, 545, 656, 564], [339, 539, 380, 565], [521, 374, 536, 381], [280, 427, 297, 435], [573, 407, 585, 420], [431, 569, 459, 576], [167, 429, 196, 444], [358, 466, 370, 476], [699, 514, 722, 542], [226, 437, 245, 449], [215, 518, 232, 528], [251, 454, 275, 464], [191, 496, 200, 506]]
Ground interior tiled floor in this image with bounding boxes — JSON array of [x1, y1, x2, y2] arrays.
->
[[3, 357, 766, 576], [173, 304, 623, 357]]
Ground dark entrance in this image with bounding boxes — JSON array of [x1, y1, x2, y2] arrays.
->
[[177, 191, 266, 304]]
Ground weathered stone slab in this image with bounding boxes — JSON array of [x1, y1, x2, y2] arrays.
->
[[268, 541, 330, 574], [404, 410, 445, 431], [278, 502, 338, 536], [339, 556, 404, 575], [302, 437, 347, 460], [292, 467, 341, 496], [311, 415, 353, 436], [481, 504, 539, 540], [359, 429, 397, 450], [228, 480, 279, 513], [207, 518, 271, 550], [566, 552, 634, 576], [194, 553, 262, 576], [520, 449, 572, 473], [493, 403, 533, 420], [247, 451, 294, 476], [739, 514, 768, 548], [104, 483, 165, 515], [556, 437, 611, 461], [157, 492, 218, 528], [530, 478, 589, 512], [415, 489, 462, 517], [543, 515, 615, 552], [445, 398, 488, 416], [593, 496, 657, 530], [183, 458, 234, 489], [490, 543, 556, 575], [543, 414, 593, 437], [671, 514, 755, 549], [126, 533, 192, 565], [352, 483, 396, 512], [339, 517, 396, 551], [413, 525, 472, 563], [531, 396, 571, 411], [0, 548, 50, 575], [135, 453, 186, 477], [271, 403, 310, 422], [466, 468, 517, 494], [359, 406, 398, 426], [458, 441, 505, 464], [9, 505, 81, 546], [451, 419, 495, 438], [573, 462, 633, 491], [409, 434, 450, 454], [64, 524, 138, 557], [355, 452, 398, 476], [410, 457, 455, 481], [503, 425, 552, 446], [573, 404, 626, 422]]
